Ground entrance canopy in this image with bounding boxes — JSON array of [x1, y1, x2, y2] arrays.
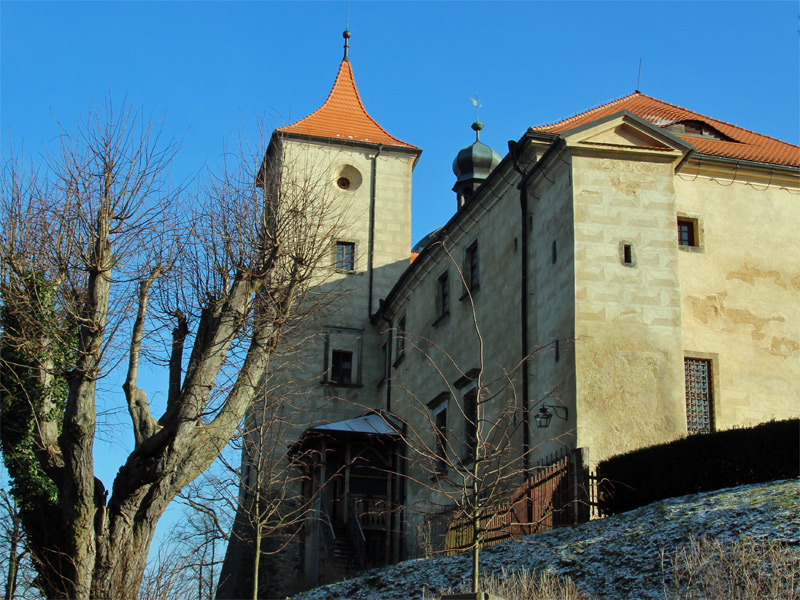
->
[[289, 411, 402, 456]]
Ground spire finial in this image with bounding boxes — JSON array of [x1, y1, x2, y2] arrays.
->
[[343, 29, 351, 61], [470, 95, 484, 141]]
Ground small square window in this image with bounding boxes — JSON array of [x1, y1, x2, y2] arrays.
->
[[323, 327, 362, 386], [677, 220, 696, 247], [619, 241, 637, 267], [331, 350, 353, 385], [335, 241, 355, 271]]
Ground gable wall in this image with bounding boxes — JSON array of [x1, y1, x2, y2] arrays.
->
[[675, 168, 799, 426]]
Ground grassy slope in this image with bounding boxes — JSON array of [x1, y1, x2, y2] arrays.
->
[[290, 479, 799, 600]]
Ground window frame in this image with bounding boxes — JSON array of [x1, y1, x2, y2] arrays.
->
[[684, 354, 717, 434], [322, 327, 363, 387], [461, 239, 480, 297], [434, 269, 450, 324], [427, 393, 450, 476], [330, 349, 354, 385], [334, 240, 357, 272], [461, 384, 478, 460], [677, 214, 704, 253], [619, 240, 637, 268], [393, 315, 406, 367]]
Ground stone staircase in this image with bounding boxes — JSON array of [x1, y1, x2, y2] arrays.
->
[[331, 525, 358, 574]]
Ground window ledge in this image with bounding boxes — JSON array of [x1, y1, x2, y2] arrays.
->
[[320, 380, 363, 388], [678, 245, 705, 254], [432, 312, 449, 327], [459, 285, 479, 302]]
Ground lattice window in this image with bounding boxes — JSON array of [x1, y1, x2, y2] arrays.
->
[[685, 358, 714, 434], [678, 220, 696, 247]]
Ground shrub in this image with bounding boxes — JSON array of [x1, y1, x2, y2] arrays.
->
[[663, 536, 799, 599], [597, 419, 799, 514], [438, 567, 593, 600]]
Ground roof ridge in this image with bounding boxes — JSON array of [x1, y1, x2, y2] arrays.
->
[[530, 91, 642, 131], [528, 91, 799, 167], [535, 91, 798, 150]]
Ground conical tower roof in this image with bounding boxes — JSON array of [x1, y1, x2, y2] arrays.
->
[[277, 40, 418, 150]]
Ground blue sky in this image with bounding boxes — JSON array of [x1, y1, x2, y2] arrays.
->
[[2, 0, 798, 551], [3, 2, 798, 251]]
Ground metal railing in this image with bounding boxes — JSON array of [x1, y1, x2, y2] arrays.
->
[[346, 500, 367, 569], [318, 490, 336, 563]]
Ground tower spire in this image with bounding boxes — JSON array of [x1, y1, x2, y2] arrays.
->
[[343, 29, 351, 61]]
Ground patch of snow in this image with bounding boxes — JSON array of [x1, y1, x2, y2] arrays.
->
[[288, 479, 799, 600]]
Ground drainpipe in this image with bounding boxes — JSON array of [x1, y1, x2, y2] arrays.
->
[[508, 140, 531, 483], [519, 183, 530, 482], [367, 145, 383, 316], [377, 302, 393, 413]]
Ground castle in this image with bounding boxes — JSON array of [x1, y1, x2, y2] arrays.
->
[[217, 32, 799, 598]]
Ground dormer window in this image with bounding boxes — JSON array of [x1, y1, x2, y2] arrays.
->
[[665, 120, 734, 142]]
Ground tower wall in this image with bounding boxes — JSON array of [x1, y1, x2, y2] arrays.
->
[[571, 153, 687, 466]]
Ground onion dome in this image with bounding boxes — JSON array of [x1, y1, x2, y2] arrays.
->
[[452, 121, 502, 208]]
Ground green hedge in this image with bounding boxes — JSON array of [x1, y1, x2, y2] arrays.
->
[[597, 419, 799, 515]]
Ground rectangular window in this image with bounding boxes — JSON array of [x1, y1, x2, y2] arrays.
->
[[552, 238, 558, 264], [685, 357, 714, 434], [335, 241, 356, 271], [465, 240, 479, 291], [331, 350, 353, 385], [323, 327, 362, 385], [677, 220, 696, 247], [380, 340, 389, 382], [463, 387, 478, 457], [434, 404, 448, 474], [394, 316, 406, 364], [435, 270, 450, 320]]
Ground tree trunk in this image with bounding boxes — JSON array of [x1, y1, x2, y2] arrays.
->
[[3, 513, 20, 600]]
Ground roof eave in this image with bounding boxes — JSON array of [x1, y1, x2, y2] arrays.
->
[[276, 130, 422, 165], [689, 152, 800, 174]]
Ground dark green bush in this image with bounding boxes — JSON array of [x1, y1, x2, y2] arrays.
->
[[597, 419, 799, 515]]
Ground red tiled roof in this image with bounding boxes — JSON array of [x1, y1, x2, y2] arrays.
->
[[278, 59, 418, 150], [531, 92, 800, 168]]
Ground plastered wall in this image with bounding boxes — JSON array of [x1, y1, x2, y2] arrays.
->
[[675, 166, 799, 426]]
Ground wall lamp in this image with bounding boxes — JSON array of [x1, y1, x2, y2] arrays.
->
[[534, 404, 568, 428]]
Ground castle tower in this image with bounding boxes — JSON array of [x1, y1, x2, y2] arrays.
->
[[216, 31, 420, 599]]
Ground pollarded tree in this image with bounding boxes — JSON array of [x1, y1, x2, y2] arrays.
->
[[0, 101, 341, 599]]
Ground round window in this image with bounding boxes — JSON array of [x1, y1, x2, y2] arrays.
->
[[334, 164, 362, 191]]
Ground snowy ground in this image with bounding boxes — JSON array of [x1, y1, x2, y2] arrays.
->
[[289, 479, 799, 600]]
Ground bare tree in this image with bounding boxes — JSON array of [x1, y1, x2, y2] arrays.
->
[[182, 343, 327, 600], [386, 241, 571, 596], [0, 488, 41, 600], [0, 101, 341, 599]]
